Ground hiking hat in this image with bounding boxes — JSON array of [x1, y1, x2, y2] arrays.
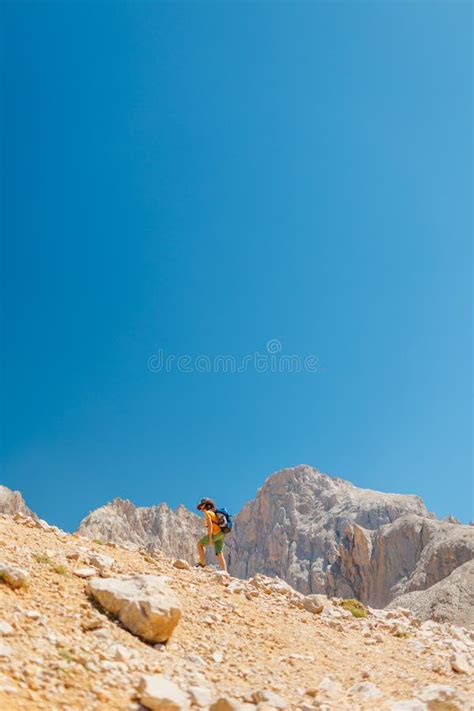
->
[[197, 497, 215, 510]]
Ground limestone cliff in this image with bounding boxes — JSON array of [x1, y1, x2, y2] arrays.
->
[[0, 484, 36, 518], [387, 558, 474, 628], [78, 498, 202, 561], [226, 465, 431, 593]]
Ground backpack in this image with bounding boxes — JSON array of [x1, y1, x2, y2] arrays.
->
[[215, 507, 233, 534]]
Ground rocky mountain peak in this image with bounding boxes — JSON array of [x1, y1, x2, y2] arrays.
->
[[78, 497, 202, 561], [0, 484, 36, 519]]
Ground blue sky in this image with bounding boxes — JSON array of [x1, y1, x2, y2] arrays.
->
[[1, 1, 472, 530]]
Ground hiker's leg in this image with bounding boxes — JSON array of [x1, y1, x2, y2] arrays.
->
[[197, 541, 206, 566], [197, 535, 209, 566], [216, 551, 227, 572], [214, 533, 227, 572]]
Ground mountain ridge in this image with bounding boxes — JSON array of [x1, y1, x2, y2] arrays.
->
[[2, 464, 473, 628]]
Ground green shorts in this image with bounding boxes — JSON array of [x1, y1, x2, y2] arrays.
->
[[199, 530, 225, 555]]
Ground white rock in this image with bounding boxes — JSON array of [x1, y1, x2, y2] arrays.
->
[[388, 701, 427, 710], [450, 653, 472, 674], [89, 553, 114, 573], [0, 620, 14, 635], [109, 643, 133, 661], [251, 689, 287, 708], [88, 574, 181, 643], [417, 685, 469, 708], [0, 643, 12, 657], [138, 674, 189, 710], [26, 610, 41, 619], [0, 564, 29, 589], [318, 676, 342, 696], [74, 567, 98, 578], [348, 681, 383, 699], [188, 686, 213, 707]]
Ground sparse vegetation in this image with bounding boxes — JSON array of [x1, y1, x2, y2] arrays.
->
[[53, 564, 68, 575], [35, 554, 53, 565], [92, 539, 104, 545], [340, 598, 369, 618], [58, 649, 76, 664], [35, 555, 68, 575]]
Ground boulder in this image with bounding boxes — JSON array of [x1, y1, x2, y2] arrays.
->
[[302, 594, 325, 614], [138, 674, 189, 710], [88, 574, 181, 643], [0, 564, 28, 589]]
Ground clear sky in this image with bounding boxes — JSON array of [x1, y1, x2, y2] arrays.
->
[[1, 1, 472, 531]]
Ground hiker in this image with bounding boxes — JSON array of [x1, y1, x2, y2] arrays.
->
[[196, 497, 227, 572]]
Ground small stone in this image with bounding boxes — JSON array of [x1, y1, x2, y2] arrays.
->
[[187, 653, 206, 667], [212, 652, 223, 663], [26, 610, 41, 619], [388, 701, 427, 710], [417, 685, 468, 708], [450, 654, 471, 674], [212, 571, 230, 585], [89, 553, 114, 573], [173, 559, 190, 570], [302, 594, 325, 615], [318, 675, 341, 695], [348, 682, 383, 700], [209, 699, 242, 711], [0, 643, 12, 657], [188, 686, 213, 707], [251, 690, 287, 708], [0, 620, 14, 635], [109, 643, 133, 661], [81, 613, 103, 631], [138, 674, 189, 710], [0, 564, 29, 589], [74, 567, 97, 578]]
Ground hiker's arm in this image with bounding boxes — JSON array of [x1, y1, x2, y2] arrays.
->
[[206, 514, 213, 542]]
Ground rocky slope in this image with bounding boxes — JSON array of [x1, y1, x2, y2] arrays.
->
[[78, 499, 203, 562], [0, 512, 473, 711], [77, 466, 474, 627], [387, 559, 474, 629], [0, 485, 36, 519]]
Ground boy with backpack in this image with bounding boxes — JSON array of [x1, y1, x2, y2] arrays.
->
[[196, 497, 232, 572]]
